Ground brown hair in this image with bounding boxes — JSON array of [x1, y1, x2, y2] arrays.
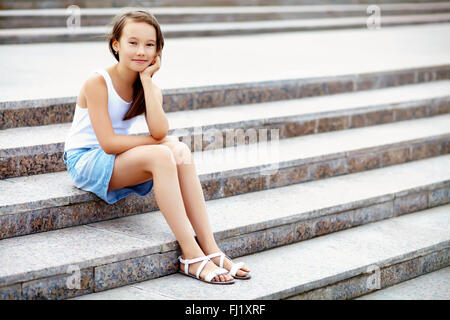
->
[[107, 10, 165, 121]]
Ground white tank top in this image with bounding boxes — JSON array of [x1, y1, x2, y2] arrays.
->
[[64, 68, 140, 152]]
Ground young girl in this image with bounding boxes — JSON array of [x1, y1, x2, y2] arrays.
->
[[62, 10, 250, 285]]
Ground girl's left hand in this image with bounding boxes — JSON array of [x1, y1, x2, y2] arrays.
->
[[140, 55, 161, 82]]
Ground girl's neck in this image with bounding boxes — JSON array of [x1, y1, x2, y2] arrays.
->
[[113, 63, 138, 87]]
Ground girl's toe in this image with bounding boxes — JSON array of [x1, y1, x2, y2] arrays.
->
[[237, 270, 248, 277]]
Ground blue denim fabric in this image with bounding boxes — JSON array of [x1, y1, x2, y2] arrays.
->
[[63, 147, 153, 204]]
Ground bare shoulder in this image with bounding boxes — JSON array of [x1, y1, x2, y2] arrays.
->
[[85, 73, 107, 91], [84, 74, 107, 100], [77, 74, 105, 108], [77, 73, 108, 110]]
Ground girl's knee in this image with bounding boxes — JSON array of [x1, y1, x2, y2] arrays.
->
[[154, 145, 177, 167], [159, 136, 192, 165], [171, 141, 192, 165]]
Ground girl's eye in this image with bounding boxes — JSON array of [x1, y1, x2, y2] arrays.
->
[[129, 42, 153, 46]]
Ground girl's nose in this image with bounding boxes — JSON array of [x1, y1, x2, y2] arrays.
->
[[137, 44, 145, 54]]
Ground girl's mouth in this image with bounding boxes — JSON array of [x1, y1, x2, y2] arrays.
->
[[133, 59, 147, 64]]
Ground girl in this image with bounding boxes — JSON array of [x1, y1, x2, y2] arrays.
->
[[63, 10, 250, 285]]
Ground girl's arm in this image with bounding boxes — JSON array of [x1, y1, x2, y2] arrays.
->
[[85, 75, 155, 155], [142, 78, 168, 140]]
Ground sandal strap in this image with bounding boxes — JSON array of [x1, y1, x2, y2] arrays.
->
[[206, 252, 225, 269], [205, 268, 229, 283], [230, 262, 245, 277], [206, 252, 247, 277], [196, 259, 209, 279], [178, 255, 210, 277]]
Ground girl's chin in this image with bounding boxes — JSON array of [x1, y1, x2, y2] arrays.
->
[[129, 63, 148, 71], [133, 63, 148, 67]]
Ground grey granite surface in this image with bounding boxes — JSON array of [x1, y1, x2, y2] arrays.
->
[[1, 23, 450, 101], [74, 204, 449, 300], [1, 154, 448, 293], [357, 266, 450, 300]]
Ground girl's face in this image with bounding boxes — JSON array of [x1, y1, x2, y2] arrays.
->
[[113, 20, 158, 71]]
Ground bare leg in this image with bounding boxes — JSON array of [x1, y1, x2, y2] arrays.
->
[[165, 141, 250, 277], [108, 145, 233, 282]]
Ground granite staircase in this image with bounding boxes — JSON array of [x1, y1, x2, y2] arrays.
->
[[1, 0, 450, 44], [0, 9, 449, 300]]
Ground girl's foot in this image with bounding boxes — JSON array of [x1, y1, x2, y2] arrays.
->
[[206, 250, 251, 278], [179, 255, 234, 283]]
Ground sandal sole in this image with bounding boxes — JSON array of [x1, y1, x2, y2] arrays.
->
[[209, 253, 252, 280], [178, 270, 235, 285]]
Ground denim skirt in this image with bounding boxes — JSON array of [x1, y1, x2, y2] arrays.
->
[[63, 147, 154, 204]]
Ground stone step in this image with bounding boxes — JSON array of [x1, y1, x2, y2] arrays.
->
[[1, 0, 448, 10], [71, 205, 450, 300], [1, 80, 449, 179], [3, 4, 450, 29], [1, 114, 449, 239], [356, 266, 450, 300], [0, 153, 449, 299], [2, 65, 449, 131], [2, 13, 450, 44], [1, 24, 448, 105]]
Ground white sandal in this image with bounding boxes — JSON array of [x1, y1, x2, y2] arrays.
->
[[178, 255, 235, 285], [207, 252, 251, 280]]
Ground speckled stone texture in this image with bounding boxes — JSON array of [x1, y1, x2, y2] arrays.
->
[[1, 162, 448, 299], [0, 194, 156, 239], [2, 100, 449, 180], [11, 5, 450, 29], [3, 208, 442, 300], [1, 133, 449, 239], [357, 266, 450, 300], [21, 268, 94, 300], [2, 65, 448, 130], [0, 99, 75, 130], [94, 254, 161, 292], [75, 205, 448, 301], [2, 86, 449, 180], [0, 284, 21, 300], [288, 248, 449, 300]]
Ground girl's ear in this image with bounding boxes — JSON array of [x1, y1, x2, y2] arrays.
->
[[112, 38, 119, 51]]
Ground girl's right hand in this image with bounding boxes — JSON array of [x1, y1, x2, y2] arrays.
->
[[140, 55, 161, 83]]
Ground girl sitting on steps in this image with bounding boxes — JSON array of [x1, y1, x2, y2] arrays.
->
[[63, 9, 250, 285]]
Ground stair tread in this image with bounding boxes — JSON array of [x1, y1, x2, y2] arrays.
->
[[1, 23, 449, 102], [1, 114, 449, 214], [1, 80, 449, 150], [2, 13, 450, 34], [1, 153, 449, 287], [3, 3, 450, 16], [356, 266, 450, 300], [73, 204, 450, 300]]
